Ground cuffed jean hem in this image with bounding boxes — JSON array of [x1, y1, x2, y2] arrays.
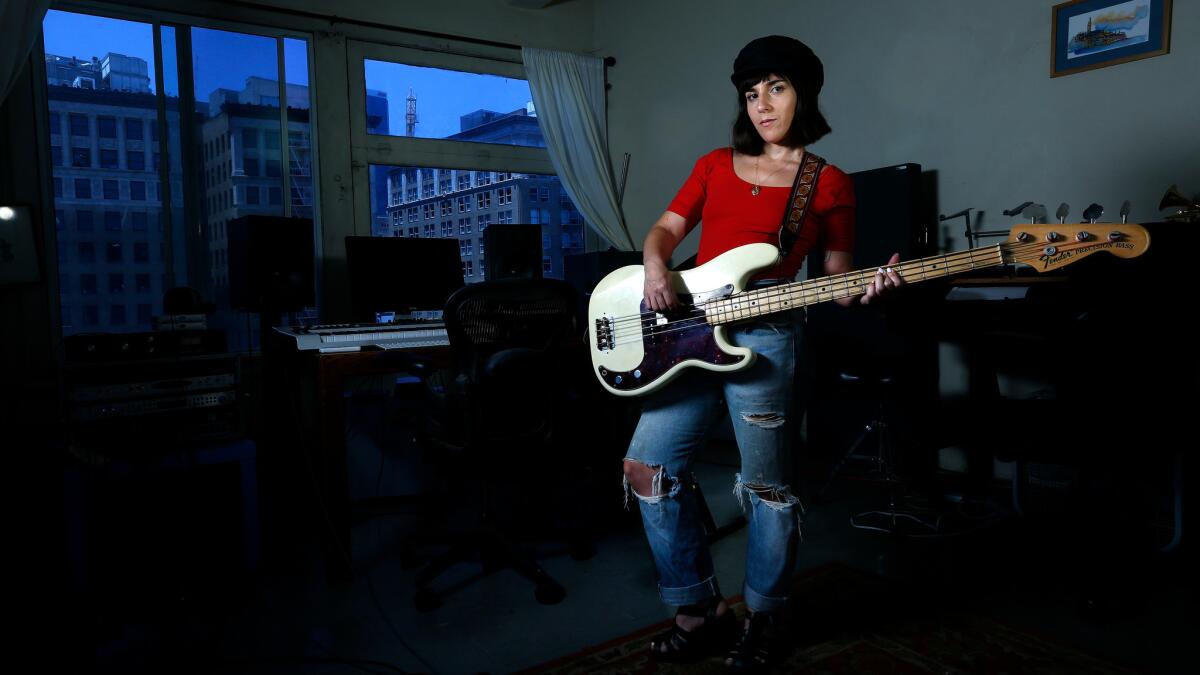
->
[[659, 575, 722, 607], [743, 584, 789, 614]]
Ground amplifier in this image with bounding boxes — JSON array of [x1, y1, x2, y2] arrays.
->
[[70, 389, 237, 422], [64, 354, 244, 448], [65, 329, 226, 363]]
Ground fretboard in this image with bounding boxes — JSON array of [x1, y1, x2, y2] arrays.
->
[[704, 244, 1006, 324]]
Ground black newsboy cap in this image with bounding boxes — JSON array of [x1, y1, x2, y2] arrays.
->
[[730, 35, 823, 94]]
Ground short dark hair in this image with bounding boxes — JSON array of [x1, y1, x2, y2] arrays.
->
[[731, 71, 831, 155]]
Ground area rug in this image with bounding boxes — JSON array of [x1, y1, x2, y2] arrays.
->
[[515, 562, 1137, 674]]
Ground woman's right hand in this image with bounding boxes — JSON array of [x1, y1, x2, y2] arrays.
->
[[643, 260, 678, 312]]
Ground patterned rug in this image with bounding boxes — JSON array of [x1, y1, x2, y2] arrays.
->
[[515, 563, 1137, 674]]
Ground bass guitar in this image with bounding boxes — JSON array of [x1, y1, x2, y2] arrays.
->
[[588, 223, 1149, 397]]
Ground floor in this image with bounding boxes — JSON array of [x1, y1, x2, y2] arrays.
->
[[82, 426, 1194, 675]]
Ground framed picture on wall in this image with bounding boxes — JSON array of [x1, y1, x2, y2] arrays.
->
[[1052, 0, 1172, 77]]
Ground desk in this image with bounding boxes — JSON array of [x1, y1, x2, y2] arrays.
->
[[302, 347, 452, 581]]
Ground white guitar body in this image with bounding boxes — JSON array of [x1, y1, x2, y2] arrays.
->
[[588, 243, 781, 397]]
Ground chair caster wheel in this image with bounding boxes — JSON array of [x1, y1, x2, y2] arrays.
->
[[414, 588, 442, 613], [535, 581, 566, 605]]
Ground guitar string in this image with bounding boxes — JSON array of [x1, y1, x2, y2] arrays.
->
[[601, 247, 1020, 340], [598, 239, 1082, 343], [597, 240, 1048, 339]]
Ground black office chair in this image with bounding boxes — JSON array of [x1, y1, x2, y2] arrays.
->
[[409, 278, 591, 611]]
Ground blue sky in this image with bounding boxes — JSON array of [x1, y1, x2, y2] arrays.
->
[[43, 9, 309, 104], [43, 9, 530, 138]]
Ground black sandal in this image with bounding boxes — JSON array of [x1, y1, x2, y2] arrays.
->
[[648, 599, 738, 663], [725, 611, 777, 672]]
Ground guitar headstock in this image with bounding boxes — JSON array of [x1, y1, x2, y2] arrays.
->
[[1001, 223, 1150, 272]]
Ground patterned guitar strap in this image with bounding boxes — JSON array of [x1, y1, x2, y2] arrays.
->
[[778, 151, 826, 258]]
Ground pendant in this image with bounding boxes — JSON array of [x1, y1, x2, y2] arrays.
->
[[751, 185, 760, 196]]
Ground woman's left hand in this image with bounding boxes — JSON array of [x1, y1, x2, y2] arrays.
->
[[860, 252, 905, 305]]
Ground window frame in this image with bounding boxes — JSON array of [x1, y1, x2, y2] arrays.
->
[[346, 40, 555, 235]]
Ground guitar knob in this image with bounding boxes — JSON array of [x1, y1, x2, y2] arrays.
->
[[1046, 232, 1061, 242], [1108, 231, 1124, 242], [633, 369, 642, 379], [1016, 232, 1032, 243], [1075, 231, 1092, 242], [615, 375, 623, 385]]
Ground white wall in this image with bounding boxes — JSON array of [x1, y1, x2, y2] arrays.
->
[[596, 0, 1199, 260]]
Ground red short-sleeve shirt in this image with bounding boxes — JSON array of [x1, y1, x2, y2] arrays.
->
[[667, 147, 855, 280]]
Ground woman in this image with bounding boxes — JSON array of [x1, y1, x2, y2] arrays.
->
[[622, 35, 903, 671]]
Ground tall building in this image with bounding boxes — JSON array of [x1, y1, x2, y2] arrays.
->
[[383, 105, 585, 282], [47, 51, 181, 336]]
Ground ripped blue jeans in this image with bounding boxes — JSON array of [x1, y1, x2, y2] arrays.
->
[[624, 308, 808, 614]]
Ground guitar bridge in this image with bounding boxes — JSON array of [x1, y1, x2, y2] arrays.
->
[[594, 317, 615, 351]]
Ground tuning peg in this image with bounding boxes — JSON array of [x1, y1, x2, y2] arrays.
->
[[1119, 200, 1131, 224], [1083, 203, 1104, 223], [1055, 202, 1069, 224]]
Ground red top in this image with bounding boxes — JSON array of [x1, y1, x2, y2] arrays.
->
[[667, 147, 855, 280]]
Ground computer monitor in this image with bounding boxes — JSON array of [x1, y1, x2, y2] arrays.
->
[[345, 236, 465, 323]]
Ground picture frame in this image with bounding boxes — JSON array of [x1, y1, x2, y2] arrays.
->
[[1052, 0, 1172, 77]]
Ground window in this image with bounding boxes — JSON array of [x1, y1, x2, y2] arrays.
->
[[82, 305, 99, 325], [423, 203, 435, 219], [265, 159, 281, 177], [543, 256, 553, 274], [498, 210, 513, 224], [268, 186, 281, 205], [457, 173, 471, 190], [106, 241, 122, 263], [243, 156, 260, 177], [71, 147, 91, 168], [134, 242, 149, 264], [108, 273, 125, 293], [131, 211, 148, 231], [407, 226, 419, 237], [245, 185, 259, 204], [110, 304, 127, 325], [477, 214, 490, 231], [73, 179, 91, 199], [127, 150, 145, 170], [241, 127, 257, 148], [100, 148, 118, 169], [477, 191, 491, 209], [104, 211, 121, 231], [529, 187, 538, 202], [441, 222, 452, 237], [457, 195, 470, 212], [440, 200, 452, 216], [460, 239, 472, 256], [423, 223, 435, 237], [98, 116, 117, 138], [458, 218, 470, 235], [103, 180, 119, 200], [76, 211, 94, 231], [130, 181, 146, 201], [124, 118, 143, 140], [69, 113, 88, 136], [498, 186, 513, 205], [136, 273, 151, 293], [78, 242, 95, 263], [80, 273, 97, 295]]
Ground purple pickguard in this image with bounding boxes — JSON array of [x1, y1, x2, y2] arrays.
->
[[598, 295, 743, 393]]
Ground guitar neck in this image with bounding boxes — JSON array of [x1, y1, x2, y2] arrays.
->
[[705, 244, 1006, 324]]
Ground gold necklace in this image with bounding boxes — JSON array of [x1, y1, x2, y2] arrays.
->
[[752, 156, 789, 196]]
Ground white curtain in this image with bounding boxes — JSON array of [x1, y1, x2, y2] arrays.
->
[[522, 47, 635, 251], [0, 0, 52, 106]]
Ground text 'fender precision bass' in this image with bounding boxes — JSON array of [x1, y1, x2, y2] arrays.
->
[[588, 223, 1150, 397]]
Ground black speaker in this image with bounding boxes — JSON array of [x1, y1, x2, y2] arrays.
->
[[564, 250, 642, 295], [483, 224, 541, 281], [227, 216, 315, 311]]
